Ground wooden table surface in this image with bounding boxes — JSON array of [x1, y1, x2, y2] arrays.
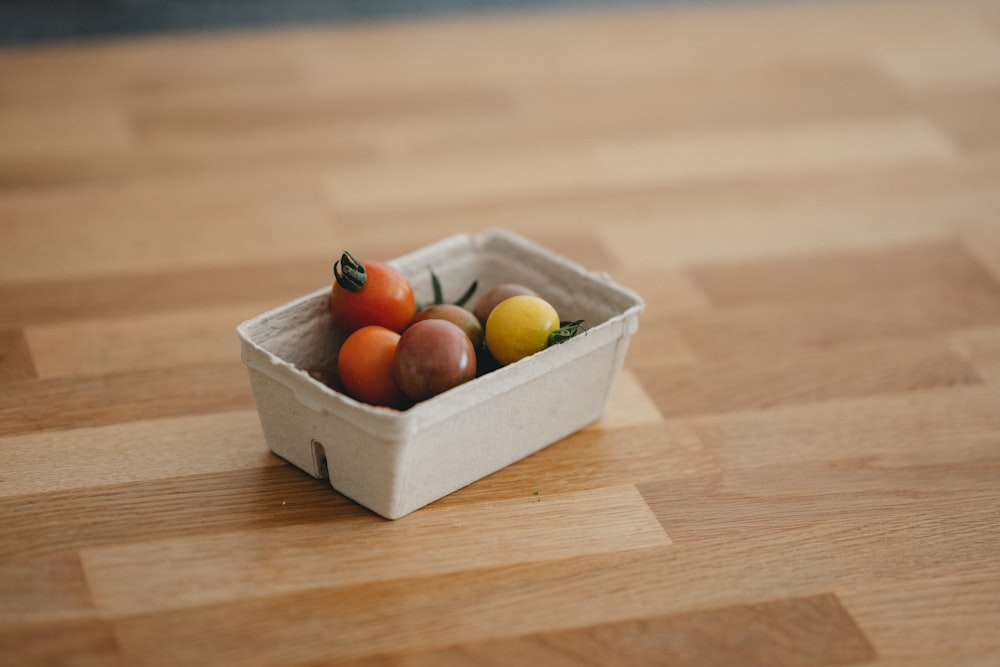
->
[[3, 0, 1000, 664]]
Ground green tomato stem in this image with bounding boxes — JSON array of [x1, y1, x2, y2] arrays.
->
[[334, 251, 367, 292], [453, 280, 478, 307], [431, 269, 444, 305], [548, 320, 586, 346], [424, 268, 478, 308]]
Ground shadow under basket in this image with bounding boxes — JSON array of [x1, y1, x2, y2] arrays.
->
[[237, 229, 644, 519]]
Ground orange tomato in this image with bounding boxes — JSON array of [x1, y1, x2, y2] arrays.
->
[[337, 326, 408, 409]]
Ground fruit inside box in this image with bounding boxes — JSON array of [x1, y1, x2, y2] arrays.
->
[[237, 230, 643, 518]]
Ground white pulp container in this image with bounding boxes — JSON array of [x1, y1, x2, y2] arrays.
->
[[238, 230, 644, 519]]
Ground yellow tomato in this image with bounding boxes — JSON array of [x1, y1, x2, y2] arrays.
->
[[485, 295, 560, 365]]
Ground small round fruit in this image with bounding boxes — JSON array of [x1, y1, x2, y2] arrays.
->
[[393, 319, 476, 402], [485, 295, 560, 366], [411, 303, 484, 349], [472, 283, 539, 327], [337, 326, 408, 408], [329, 252, 416, 334]]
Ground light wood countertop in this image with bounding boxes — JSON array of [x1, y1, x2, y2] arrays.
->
[[2, 0, 1000, 664]]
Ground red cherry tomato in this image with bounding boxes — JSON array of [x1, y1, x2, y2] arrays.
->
[[393, 319, 476, 402], [337, 326, 408, 408], [329, 251, 416, 333]]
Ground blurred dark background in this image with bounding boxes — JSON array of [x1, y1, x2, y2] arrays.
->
[[1, 0, 755, 45]]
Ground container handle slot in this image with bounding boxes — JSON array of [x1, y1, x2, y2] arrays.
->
[[310, 439, 329, 479]]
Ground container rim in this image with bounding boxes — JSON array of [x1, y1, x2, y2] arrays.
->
[[237, 228, 645, 439]]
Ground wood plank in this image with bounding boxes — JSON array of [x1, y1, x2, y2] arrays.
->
[[917, 87, 1000, 152], [0, 168, 338, 284], [633, 335, 980, 418], [0, 467, 356, 562], [597, 157, 1000, 271], [0, 149, 309, 194], [504, 61, 908, 140], [107, 550, 677, 667], [633, 480, 1000, 625], [339, 594, 876, 667], [674, 240, 1000, 360], [25, 302, 277, 379], [438, 421, 714, 506], [0, 361, 254, 436], [288, 0, 996, 96], [951, 326, 1000, 383], [0, 258, 331, 327], [624, 320, 699, 368], [873, 27, 1000, 92], [130, 84, 509, 165], [118, 58, 914, 179], [587, 369, 664, 429], [324, 115, 957, 216], [1, 416, 687, 563], [674, 298, 1000, 361], [0, 328, 36, 383], [318, 153, 1000, 271], [963, 221, 1000, 286], [0, 618, 124, 667], [1, 0, 999, 664], [105, 511, 998, 667], [689, 239, 997, 308], [0, 552, 96, 623], [639, 460, 1000, 546], [81, 486, 669, 617], [0, 28, 303, 103], [842, 570, 1000, 665], [635, 420, 1000, 589], [688, 383, 1000, 470], [0, 410, 274, 498], [0, 100, 132, 163]]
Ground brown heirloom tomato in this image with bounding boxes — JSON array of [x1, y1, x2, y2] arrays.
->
[[393, 319, 476, 402], [410, 303, 484, 350], [472, 283, 539, 327]]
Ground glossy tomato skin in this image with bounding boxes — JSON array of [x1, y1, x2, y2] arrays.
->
[[485, 295, 560, 366], [337, 326, 409, 409], [472, 283, 539, 327], [410, 304, 484, 350], [393, 319, 476, 402], [330, 260, 416, 333]]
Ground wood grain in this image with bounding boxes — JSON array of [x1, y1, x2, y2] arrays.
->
[[0, 361, 253, 436], [0, 329, 35, 382], [0, 257, 332, 327], [81, 485, 668, 617], [338, 594, 876, 667], [0, 410, 276, 498], [2, 0, 1000, 665]]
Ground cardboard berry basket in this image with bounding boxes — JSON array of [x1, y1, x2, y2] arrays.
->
[[237, 229, 644, 519]]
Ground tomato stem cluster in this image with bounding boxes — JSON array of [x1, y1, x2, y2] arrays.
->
[[548, 320, 586, 346], [420, 269, 478, 310], [334, 251, 367, 292]]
